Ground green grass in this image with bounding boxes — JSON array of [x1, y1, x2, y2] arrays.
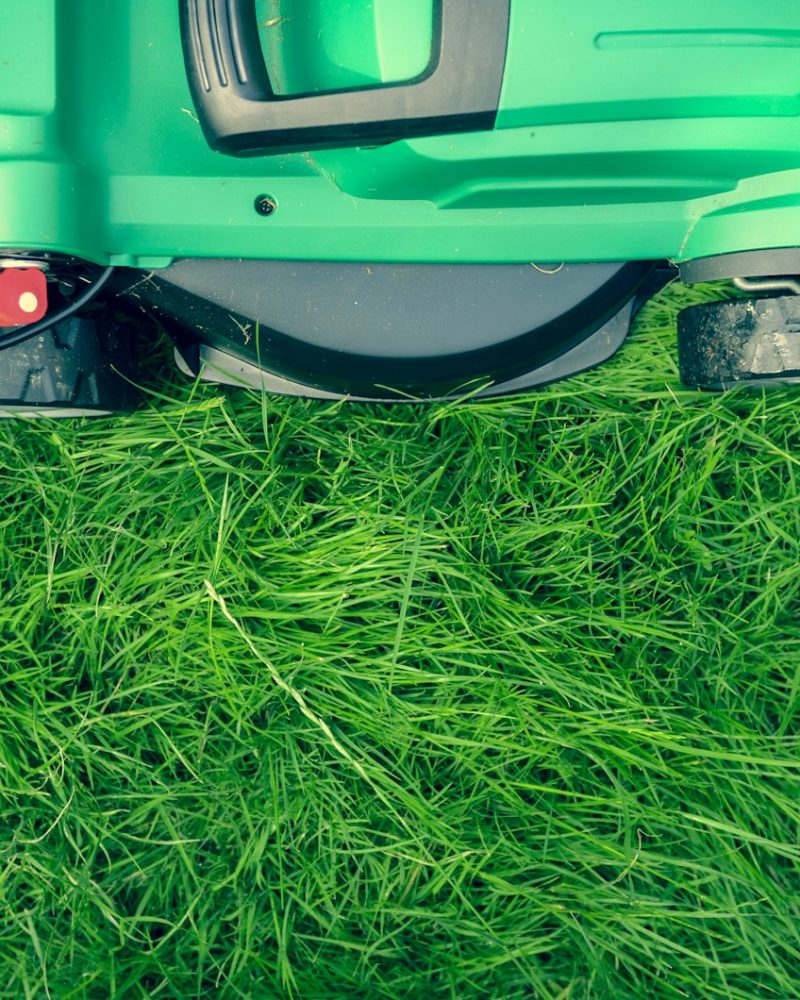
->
[[0, 279, 799, 999]]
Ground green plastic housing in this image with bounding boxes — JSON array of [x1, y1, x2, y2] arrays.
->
[[3, 1, 800, 268], [256, 0, 435, 95]]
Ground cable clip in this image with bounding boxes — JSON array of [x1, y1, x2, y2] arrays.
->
[[0, 268, 48, 326]]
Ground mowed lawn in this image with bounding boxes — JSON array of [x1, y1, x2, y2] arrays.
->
[[0, 280, 799, 999]]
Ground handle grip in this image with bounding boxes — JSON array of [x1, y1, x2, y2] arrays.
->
[[180, 0, 510, 156]]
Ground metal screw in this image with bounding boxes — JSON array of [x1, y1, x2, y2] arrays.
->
[[254, 194, 277, 217]]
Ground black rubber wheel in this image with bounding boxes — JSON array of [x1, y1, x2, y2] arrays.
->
[[0, 313, 140, 416], [678, 295, 800, 390]]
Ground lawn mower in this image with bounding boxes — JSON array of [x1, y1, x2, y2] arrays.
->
[[2, 0, 800, 413]]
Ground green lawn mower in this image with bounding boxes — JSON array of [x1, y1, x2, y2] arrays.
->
[[2, 1, 800, 413]]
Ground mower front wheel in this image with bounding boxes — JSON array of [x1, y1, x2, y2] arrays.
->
[[678, 294, 800, 390]]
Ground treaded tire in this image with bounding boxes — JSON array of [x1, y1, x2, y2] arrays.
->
[[678, 295, 800, 390], [0, 313, 140, 415]]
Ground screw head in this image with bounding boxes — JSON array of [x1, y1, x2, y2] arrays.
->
[[254, 194, 277, 217]]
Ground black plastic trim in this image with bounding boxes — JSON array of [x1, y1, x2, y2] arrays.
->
[[120, 260, 654, 399], [680, 249, 800, 285], [173, 297, 640, 401], [179, 0, 510, 155]]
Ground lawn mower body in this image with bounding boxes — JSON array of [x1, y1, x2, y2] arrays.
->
[[2, 0, 800, 408]]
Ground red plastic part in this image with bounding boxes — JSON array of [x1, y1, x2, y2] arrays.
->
[[0, 268, 48, 326]]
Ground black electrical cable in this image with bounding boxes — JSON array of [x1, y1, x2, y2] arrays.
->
[[0, 265, 115, 349]]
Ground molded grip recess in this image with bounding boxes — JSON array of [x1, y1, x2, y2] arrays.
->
[[180, 0, 510, 155]]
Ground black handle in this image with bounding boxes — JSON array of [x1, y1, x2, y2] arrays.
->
[[180, 0, 510, 156]]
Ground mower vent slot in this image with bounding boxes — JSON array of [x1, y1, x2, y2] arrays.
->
[[224, 0, 250, 85], [188, 0, 211, 92], [207, 0, 229, 88]]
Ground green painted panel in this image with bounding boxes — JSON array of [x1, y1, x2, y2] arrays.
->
[[498, 2, 800, 127], [3, 1, 800, 267], [0, 0, 55, 115]]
